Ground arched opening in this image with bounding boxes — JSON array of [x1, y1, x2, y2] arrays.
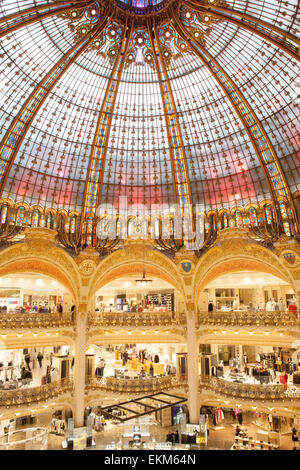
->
[[197, 265, 298, 413], [198, 269, 295, 315], [0, 259, 77, 304], [196, 257, 294, 305], [94, 273, 178, 315], [0, 272, 72, 315]]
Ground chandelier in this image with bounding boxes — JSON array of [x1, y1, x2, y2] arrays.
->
[[135, 240, 152, 287]]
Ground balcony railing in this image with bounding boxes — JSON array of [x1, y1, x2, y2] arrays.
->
[[86, 375, 181, 393], [197, 311, 298, 327], [88, 311, 185, 327], [0, 379, 73, 407], [0, 313, 74, 329], [200, 376, 300, 401]]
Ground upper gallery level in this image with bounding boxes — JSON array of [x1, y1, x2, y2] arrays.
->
[[0, 227, 297, 342]]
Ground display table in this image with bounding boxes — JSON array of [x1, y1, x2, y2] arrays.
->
[[122, 423, 151, 446], [256, 429, 280, 446]]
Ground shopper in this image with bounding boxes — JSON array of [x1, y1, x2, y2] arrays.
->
[[266, 299, 273, 312], [292, 426, 299, 449], [208, 301, 214, 313], [24, 353, 31, 371], [149, 364, 154, 377], [279, 298, 285, 312], [99, 359, 105, 377], [37, 352, 44, 368], [57, 303, 63, 315], [122, 351, 128, 366], [20, 365, 26, 380], [140, 367, 146, 378], [71, 302, 76, 322], [288, 301, 297, 315]]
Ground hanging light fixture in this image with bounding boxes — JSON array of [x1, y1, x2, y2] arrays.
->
[[135, 239, 152, 287]]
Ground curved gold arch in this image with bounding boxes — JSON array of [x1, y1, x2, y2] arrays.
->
[[196, 258, 292, 302], [0, 228, 82, 303], [0, 259, 77, 302], [87, 242, 186, 301], [92, 262, 181, 295], [193, 236, 296, 305]]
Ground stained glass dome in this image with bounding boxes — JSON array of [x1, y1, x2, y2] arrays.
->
[[0, 0, 299, 223]]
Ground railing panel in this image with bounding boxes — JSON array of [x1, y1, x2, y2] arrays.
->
[[197, 311, 298, 327], [88, 311, 185, 327], [0, 379, 73, 407], [86, 375, 180, 393], [0, 313, 73, 329], [200, 376, 300, 401]]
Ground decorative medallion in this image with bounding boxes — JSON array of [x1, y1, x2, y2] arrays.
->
[[180, 260, 194, 275], [79, 259, 97, 276], [282, 251, 300, 267]]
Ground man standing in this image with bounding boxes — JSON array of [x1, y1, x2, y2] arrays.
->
[[24, 353, 31, 371], [37, 352, 44, 368]]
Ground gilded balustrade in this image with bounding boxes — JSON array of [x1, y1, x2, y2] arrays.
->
[[86, 375, 178, 393], [200, 376, 300, 402], [0, 379, 73, 407], [0, 313, 73, 329], [88, 311, 185, 327], [197, 311, 298, 328]]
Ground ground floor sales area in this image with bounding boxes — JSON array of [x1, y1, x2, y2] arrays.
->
[[0, 403, 299, 451]]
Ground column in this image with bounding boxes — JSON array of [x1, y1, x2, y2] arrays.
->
[[186, 311, 200, 424], [73, 309, 87, 427]]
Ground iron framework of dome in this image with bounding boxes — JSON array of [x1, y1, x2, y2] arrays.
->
[[0, 0, 299, 253]]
